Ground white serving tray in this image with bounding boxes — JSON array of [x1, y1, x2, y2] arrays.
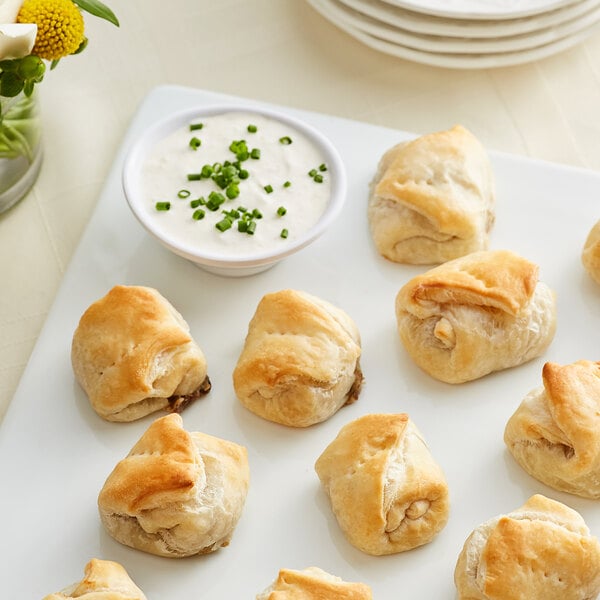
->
[[2, 85, 600, 599]]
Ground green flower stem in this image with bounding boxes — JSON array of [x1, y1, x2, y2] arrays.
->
[[0, 93, 40, 162]]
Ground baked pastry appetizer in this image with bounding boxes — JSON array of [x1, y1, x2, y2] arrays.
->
[[233, 289, 363, 427], [98, 413, 249, 558], [315, 413, 449, 556], [71, 284, 211, 422], [505, 360, 600, 498], [454, 494, 600, 600], [368, 124, 495, 265], [42, 558, 147, 599], [395, 249, 556, 384], [256, 567, 372, 599], [582, 219, 600, 284]]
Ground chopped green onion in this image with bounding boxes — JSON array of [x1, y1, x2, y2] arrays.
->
[[237, 205, 247, 213], [238, 219, 248, 232], [192, 209, 205, 220], [319, 163, 328, 171], [213, 162, 222, 172], [226, 183, 240, 199], [187, 173, 202, 181], [239, 169, 249, 180], [314, 174, 324, 183], [250, 148, 261, 159], [215, 217, 233, 232], [283, 181, 291, 188], [177, 189, 191, 198], [206, 191, 226, 211], [279, 136, 292, 145], [201, 164, 213, 178], [246, 220, 257, 235], [189, 137, 201, 150], [280, 228, 289, 239], [264, 184, 273, 194], [308, 168, 317, 178], [277, 206, 287, 216], [247, 124, 257, 133], [190, 198, 203, 208], [155, 201, 170, 211], [251, 208, 263, 219], [189, 123, 203, 131]]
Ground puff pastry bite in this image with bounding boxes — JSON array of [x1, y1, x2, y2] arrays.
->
[[98, 413, 249, 558], [368, 124, 495, 265], [395, 249, 556, 384], [71, 285, 211, 422], [505, 360, 600, 498], [315, 413, 449, 556], [454, 494, 600, 600], [43, 558, 147, 600], [582, 220, 600, 284], [256, 567, 372, 599], [233, 289, 363, 427]]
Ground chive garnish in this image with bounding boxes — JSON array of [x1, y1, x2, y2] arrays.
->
[[189, 137, 201, 150], [319, 163, 327, 171], [215, 217, 233, 232], [280, 228, 289, 238], [314, 174, 324, 183], [192, 209, 205, 220], [187, 173, 202, 181], [177, 189, 191, 198], [190, 198, 203, 208], [226, 183, 240, 199], [189, 123, 203, 131], [247, 124, 257, 133], [277, 206, 287, 216], [239, 169, 249, 180], [201, 164, 213, 178], [238, 219, 248, 232], [264, 184, 273, 194], [246, 220, 256, 235], [155, 201, 170, 211], [308, 168, 317, 178], [250, 148, 261, 159], [283, 181, 291, 188], [251, 208, 263, 219], [279, 136, 292, 145]]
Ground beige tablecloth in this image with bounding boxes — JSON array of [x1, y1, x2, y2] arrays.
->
[[1, 0, 600, 422]]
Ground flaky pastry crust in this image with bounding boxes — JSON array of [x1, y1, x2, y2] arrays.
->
[[98, 414, 249, 558], [256, 567, 372, 599], [505, 360, 600, 498], [315, 413, 449, 556], [454, 494, 600, 600], [233, 289, 363, 427], [42, 558, 147, 600], [395, 249, 556, 383], [582, 220, 600, 284], [368, 124, 495, 265], [71, 285, 210, 422]]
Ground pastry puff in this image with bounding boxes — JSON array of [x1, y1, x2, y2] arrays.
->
[[454, 494, 600, 600], [314, 413, 449, 556], [582, 220, 600, 284], [395, 249, 556, 384], [368, 125, 495, 265], [71, 285, 211, 422], [233, 289, 363, 427], [505, 360, 600, 498], [256, 567, 372, 599], [97, 413, 249, 558], [42, 558, 147, 600]]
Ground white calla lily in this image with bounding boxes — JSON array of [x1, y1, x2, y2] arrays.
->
[[0, 23, 36, 60], [0, 0, 23, 24]]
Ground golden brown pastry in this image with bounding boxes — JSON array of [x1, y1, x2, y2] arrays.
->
[[505, 360, 600, 499], [395, 249, 556, 384], [233, 289, 363, 427], [315, 413, 449, 556], [98, 413, 249, 558], [71, 284, 211, 422], [368, 124, 495, 265], [582, 220, 600, 284], [256, 567, 372, 599], [454, 494, 600, 600], [42, 558, 147, 599]]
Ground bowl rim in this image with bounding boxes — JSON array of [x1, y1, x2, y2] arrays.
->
[[122, 103, 347, 268]]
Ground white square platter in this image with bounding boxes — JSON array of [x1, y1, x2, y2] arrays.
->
[[1, 84, 600, 599]]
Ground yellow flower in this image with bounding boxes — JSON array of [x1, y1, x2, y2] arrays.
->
[[16, 0, 84, 61]]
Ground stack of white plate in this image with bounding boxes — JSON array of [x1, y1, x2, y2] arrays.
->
[[307, 0, 600, 68]]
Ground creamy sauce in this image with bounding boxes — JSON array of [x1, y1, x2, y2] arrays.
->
[[141, 112, 331, 258]]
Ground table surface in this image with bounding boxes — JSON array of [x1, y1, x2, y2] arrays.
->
[[1, 0, 600, 423]]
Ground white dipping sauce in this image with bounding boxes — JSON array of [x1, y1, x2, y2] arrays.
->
[[141, 112, 331, 258]]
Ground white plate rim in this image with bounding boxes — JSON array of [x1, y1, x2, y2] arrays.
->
[[338, 0, 600, 38], [308, 0, 600, 67], [379, 0, 582, 20], [324, 0, 600, 53]]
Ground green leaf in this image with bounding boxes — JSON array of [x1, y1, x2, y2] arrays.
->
[[50, 59, 60, 70], [72, 0, 119, 26], [0, 72, 24, 97]]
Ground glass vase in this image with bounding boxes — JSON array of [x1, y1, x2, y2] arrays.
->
[[0, 89, 42, 214]]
